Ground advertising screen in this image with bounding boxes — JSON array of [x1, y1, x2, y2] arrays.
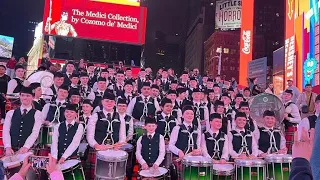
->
[[91, 0, 140, 7], [0, 35, 14, 58], [215, 0, 242, 29], [43, 0, 147, 45]]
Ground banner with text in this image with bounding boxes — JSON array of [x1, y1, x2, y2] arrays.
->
[[215, 0, 242, 29], [43, 0, 147, 45]]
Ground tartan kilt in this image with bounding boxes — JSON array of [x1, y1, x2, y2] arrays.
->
[[85, 147, 96, 180], [36, 147, 50, 156], [285, 126, 297, 154], [172, 156, 182, 180]]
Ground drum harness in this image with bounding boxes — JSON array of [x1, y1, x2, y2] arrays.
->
[[181, 127, 198, 154], [194, 104, 203, 125], [138, 97, 153, 122], [101, 113, 121, 145], [207, 133, 225, 159], [158, 116, 176, 138], [262, 128, 281, 153], [50, 102, 66, 124], [234, 131, 252, 156]]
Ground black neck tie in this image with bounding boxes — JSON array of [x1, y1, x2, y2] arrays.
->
[[22, 109, 27, 116], [240, 131, 245, 136], [165, 116, 169, 121], [67, 124, 72, 131], [100, 92, 103, 96], [119, 86, 122, 91], [212, 133, 216, 138], [148, 135, 152, 140], [107, 113, 112, 121], [188, 125, 192, 132], [58, 102, 62, 107], [144, 97, 148, 103]]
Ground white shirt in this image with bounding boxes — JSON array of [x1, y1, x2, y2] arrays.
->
[[126, 95, 161, 117], [168, 122, 202, 156], [7, 77, 24, 95], [51, 120, 84, 159], [42, 99, 67, 122], [43, 85, 59, 101], [255, 127, 286, 155], [298, 113, 319, 139], [87, 110, 126, 147], [287, 85, 301, 103], [3, 105, 43, 149], [284, 101, 301, 124], [119, 113, 134, 141], [201, 129, 229, 160], [135, 132, 165, 166], [228, 128, 258, 157]]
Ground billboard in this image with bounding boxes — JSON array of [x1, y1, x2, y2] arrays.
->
[[248, 57, 268, 89], [91, 0, 140, 7], [239, 0, 254, 86], [42, 0, 147, 45], [0, 35, 14, 58], [215, 0, 242, 29]]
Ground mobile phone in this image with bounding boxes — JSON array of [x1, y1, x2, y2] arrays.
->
[[28, 156, 49, 169]]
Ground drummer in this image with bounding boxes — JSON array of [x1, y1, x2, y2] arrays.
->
[[92, 77, 108, 108], [191, 88, 209, 129], [51, 103, 84, 164], [30, 82, 46, 111], [155, 98, 179, 142], [228, 112, 258, 159], [213, 100, 231, 134], [63, 61, 76, 86], [79, 99, 93, 140], [136, 116, 165, 170], [256, 110, 287, 158], [6, 65, 25, 95], [116, 98, 134, 142], [42, 84, 69, 124], [201, 113, 229, 163], [69, 73, 80, 89], [165, 89, 182, 120], [235, 101, 258, 132], [3, 86, 42, 156], [117, 80, 135, 104], [79, 72, 95, 101], [43, 72, 65, 102]]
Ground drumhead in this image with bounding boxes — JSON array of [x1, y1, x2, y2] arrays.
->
[[134, 121, 145, 128], [139, 167, 168, 177], [212, 164, 234, 176], [97, 150, 128, 161], [121, 143, 134, 151], [182, 156, 212, 167], [60, 159, 81, 171], [265, 154, 292, 163], [235, 159, 266, 167], [2, 152, 33, 168], [27, 71, 54, 93]]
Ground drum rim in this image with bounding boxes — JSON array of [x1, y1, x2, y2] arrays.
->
[[97, 150, 128, 161], [1, 152, 33, 169], [265, 154, 293, 163], [212, 164, 234, 175], [61, 163, 82, 173], [235, 159, 266, 167], [139, 167, 168, 177], [182, 156, 213, 166]]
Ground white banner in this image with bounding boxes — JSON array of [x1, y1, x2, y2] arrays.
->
[[215, 0, 242, 29]]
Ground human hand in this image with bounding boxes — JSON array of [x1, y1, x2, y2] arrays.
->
[[142, 163, 148, 170], [58, 157, 65, 164], [248, 155, 257, 159], [292, 128, 314, 161], [192, 149, 201, 156], [219, 159, 227, 164], [18, 156, 31, 178], [18, 147, 29, 154], [152, 164, 159, 170], [46, 154, 58, 174], [178, 151, 185, 159], [259, 153, 268, 158], [5, 147, 14, 156]]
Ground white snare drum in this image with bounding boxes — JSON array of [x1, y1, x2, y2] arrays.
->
[[182, 156, 213, 180], [2, 152, 37, 180], [139, 167, 168, 180], [60, 159, 85, 180], [235, 159, 266, 180], [95, 150, 128, 180], [265, 154, 292, 180], [212, 164, 234, 177]]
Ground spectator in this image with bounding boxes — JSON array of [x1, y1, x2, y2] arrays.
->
[[16, 57, 27, 70], [265, 83, 274, 94], [0, 65, 11, 94], [287, 79, 301, 103], [296, 84, 317, 118], [6, 56, 16, 79], [311, 115, 320, 179], [231, 77, 237, 89], [193, 68, 202, 85], [251, 78, 262, 96]]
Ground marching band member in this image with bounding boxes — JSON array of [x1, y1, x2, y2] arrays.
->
[[69, 73, 80, 89], [201, 113, 229, 162], [92, 77, 108, 108], [201, 90, 214, 114], [213, 100, 231, 134], [231, 94, 244, 112], [42, 84, 69, 124], [125, 67, 135, 83], [243, 87, 251, 102], [156, 98, 179, 141], [117, 98, 134, 142], [110, 70, 125, 97], [79, 99, 93, 138], [179, 71, 189, 88], [282, 89, 301, 154], [165, 89, 182, 120], [160, 68, 170, 93], [86, 92, 126, 179], [236, 101, 258, 132], [51, 104, 84, 164], [298, 94, 320, 135], [212, 84, 221, 101], [191, 88, 209, 130], [92, 69, 110, 92], [118, 81, 135, 104], [151, 84, 162, 102], [7, 65, 25, 95], [3, 86, 42, 156], [87, 63, 97, 87], [175, 87, 188, 109], [79, 72, 95, 101], [30, 83, 46, 111], [228, 112, 258, 159], [187, 77, 198, 99], [136, 68, 148, 93], [257, 110, 287, 158], [68, 89, 81, 112], [221, 93, 236, 120], [136, 117, 165, 170], [43, 72, 65, 102], [169, 105, 201, 179], [169, 80, 178, 91], [63, 61, 76, 86], [127, 82, 160, 121], [206, 78, 214, 90]]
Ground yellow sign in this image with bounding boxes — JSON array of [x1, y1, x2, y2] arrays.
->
[[91, 0, 140, 6]]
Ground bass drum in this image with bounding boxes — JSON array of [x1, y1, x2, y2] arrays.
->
[[27, 71, 54, 93], [249, 93, 284, 128]]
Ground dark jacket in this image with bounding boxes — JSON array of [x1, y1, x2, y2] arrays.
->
[[289, 158, 313, 180]]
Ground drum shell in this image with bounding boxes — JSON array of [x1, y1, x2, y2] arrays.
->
[[39, 126, 54, 147], [265, 154, 292, 180], [212, 164, 234, 176], [139, 167, 168, 180], [235, 159, 267, 180], [182, 156, 213, 180]]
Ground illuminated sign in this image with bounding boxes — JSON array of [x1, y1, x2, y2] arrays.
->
[[239, 0, 254, 86], [91, 0, 140, 7], [303, 54, 318, 83], [215, 0, 242, 29], [42, 0, 147, 45]]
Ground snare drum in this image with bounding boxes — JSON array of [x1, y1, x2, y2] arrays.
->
[[95, 150, 128, 179], [139, 167, 168, 180], [212, 164, 234, 180], [182, 156, 213, 180], [265, 154, 292, 180], [60, 159, 85, 180], [235, 159, 266, 180], [120, 143, 134, 169], [1, 152, 37, 180], [134, 121, 145, 141], [39, 126, 54, 147]]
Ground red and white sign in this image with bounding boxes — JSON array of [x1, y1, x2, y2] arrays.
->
[[284, 0, 295, 83], [215, 0, 242, 29], [42, 0, 147, 45]]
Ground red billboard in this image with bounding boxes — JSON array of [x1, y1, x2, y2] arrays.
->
[[239, 0, 254, 85], [43, 0, 147, 45]]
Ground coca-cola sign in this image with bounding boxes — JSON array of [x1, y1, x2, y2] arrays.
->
[[241, 30, 251, 54]]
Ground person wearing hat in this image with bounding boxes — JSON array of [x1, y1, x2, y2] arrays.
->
[[79, 99, 93, 139], [116, 98, 133, 142], [228, 87, 236, 102], [231, 94, 244, 113], [287, 79, 301, 103], [86, 92, 126, 179], [118, 80, 135, 104], [151, 84, 162, 103], [160, 68, 170, 92], [69, 73, 80, 89], [79, 72, 95, 101], [30, 83, 46, 111], [228, 112, 258, 159], [136, 117, 165, 170], [136, 68, 148, 93], [191, 88, 209, 131], [51, 103, 84, 164], [87, 63, 97, 87], [63, 61, 76, 86], [298, 94, 320, 137], [179, 70, 189, 88], [257, 110, 287, 158], [3, 86, 42, 156], [68, 89, 81, 112], [221, 92, 236, 120], [175, 87, 188, 109], [166, 89, 182, 120], [201, 89, 214, 114], [199, 74, 208, 90], [92, 77, 108, 108], [169, 105, 201, 179], [109, 70, 126, 97], [125, 68, 135, 84], [92, 69, 111, 92], [283, 89, 301, 154], [201, 113, 229, 163], [234, 101, 258, 132], [7, 65, 25, 95], [243, 87, 251, 102], [187, 77, 198, 99], [213, 84, 221, 100], [127, 81, 160, 121], [43, 72, 65, 102], [156, 98, 179, 142], [42, 84, 69, 125], [169, 80, 178, 91], [213, 100, 231, 134]]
